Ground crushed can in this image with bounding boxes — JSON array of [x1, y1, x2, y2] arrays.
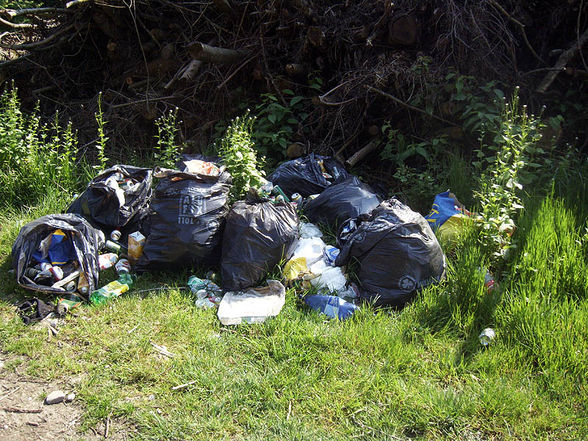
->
[[115, 258, 131, 274], [110, 229, 122, 241]]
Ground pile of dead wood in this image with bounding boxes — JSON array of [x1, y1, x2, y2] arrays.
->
[[0, 0, 586, 167]]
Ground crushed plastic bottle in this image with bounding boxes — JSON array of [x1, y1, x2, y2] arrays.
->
[[90, 273, 135, 305], [304, 295, 358, 320], [479, 328, 496, 346]]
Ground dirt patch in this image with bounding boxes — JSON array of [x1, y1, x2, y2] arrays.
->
[[0, 353, 129, 441]]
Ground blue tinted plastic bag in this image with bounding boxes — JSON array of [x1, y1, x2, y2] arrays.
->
[[32, 229, 76, 266], [304, 295, 358, 320], [425, 191, 464, 230]]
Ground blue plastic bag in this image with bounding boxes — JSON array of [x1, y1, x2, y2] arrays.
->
[[425, 191, 462, 230], [32, 229, 76, 266], [304, 295, 359, 320]]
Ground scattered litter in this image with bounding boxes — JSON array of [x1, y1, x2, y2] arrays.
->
[[425, 190, 474, 242], [479, 328, 496, 346], [310, 266, 347, 293], [171, 380, 198, 390], [127, 231, 146, 262], [44, 390, 66, 405], [304, 295, 359, 320], [17, 298, 56, 325], [98, 253, 118, 270], [90, 273, 135, 305], [56, 294, 83, 316], [217, 280, 286, 325], [188, 275, 223, 308], [65, 393, 75, 403], [150, 341, 176, 358], [323, 246, 340, 266], [292, 237, 326, 265]]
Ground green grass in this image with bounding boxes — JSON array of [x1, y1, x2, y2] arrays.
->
[[0, 181, 587, 440]]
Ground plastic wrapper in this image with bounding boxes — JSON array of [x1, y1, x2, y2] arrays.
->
[[267, 153, 349, 198], [137, 166, 232, 271], [336, 199, 446, 307], [303, 176, 382, 228], [68, 165, 152, 231], [304, 295, 359, 320], [217, 280, 286, 325], [12, 214, 105, 296], [221, 200, 299, 291]]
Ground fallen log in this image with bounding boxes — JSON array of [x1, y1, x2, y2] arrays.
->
[[187, 42, 248, 64], [537, 28, 588, 93], [345, 140, 380, 167]]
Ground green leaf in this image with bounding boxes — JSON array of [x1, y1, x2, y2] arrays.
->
[[290, 96, 304, 106]]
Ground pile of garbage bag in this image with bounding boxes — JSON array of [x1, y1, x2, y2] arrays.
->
[[267, 153, 349, 197], [336, 199, 446, 307], [303, 176, 382, 228], [68, 165, 152, 233], [137, 166, 232, 270], [10, 154, 451, 325]]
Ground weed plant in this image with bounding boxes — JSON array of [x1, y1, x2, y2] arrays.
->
[[0, 86, 81, 208], [154, 107, 181, 168], [217, 113, 265, 201]]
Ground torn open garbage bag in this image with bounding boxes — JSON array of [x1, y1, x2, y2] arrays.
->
[[67, 165, 152, 231], [336, 199, 446, 307], [303, 176, 382, 228], [137, 166, 231, 271], [221, 199, 299, 291], [267, 153, 349, 198], [12, 214, 105, 295], [217, 280, 286, 325]]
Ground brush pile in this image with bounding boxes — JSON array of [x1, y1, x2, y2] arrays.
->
[[1, 0, 586, 163]]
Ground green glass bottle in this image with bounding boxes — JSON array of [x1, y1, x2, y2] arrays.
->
[[90, 273, 134, 305]]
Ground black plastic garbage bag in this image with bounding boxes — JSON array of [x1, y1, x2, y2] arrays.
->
[[335, 199, 446, 307], [303, 176, 382, 228], [68, 165, 152, 231], [267, 153, 349, 198], [221, 200, 299, 291], [136, 167, 232, 271], [12, 214, 105, 295]]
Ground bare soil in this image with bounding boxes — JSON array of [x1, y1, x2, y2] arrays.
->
[[0, 353, 128, 441]]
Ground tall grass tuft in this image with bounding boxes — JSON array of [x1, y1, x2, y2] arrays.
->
[[0, 86, 81, 209], [497, 193, 588, 393]]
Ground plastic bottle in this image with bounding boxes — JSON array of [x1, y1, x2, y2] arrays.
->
[[479, 328, 496, 346], [77, 271, 89, 295], [90, 273, 134, 305]]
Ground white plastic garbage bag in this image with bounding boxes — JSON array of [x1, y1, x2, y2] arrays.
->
[[299, 222, 323, 239], [310, 266, 347, 292], [217, 280, 286, 325], [292, 237, 326, 265]]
